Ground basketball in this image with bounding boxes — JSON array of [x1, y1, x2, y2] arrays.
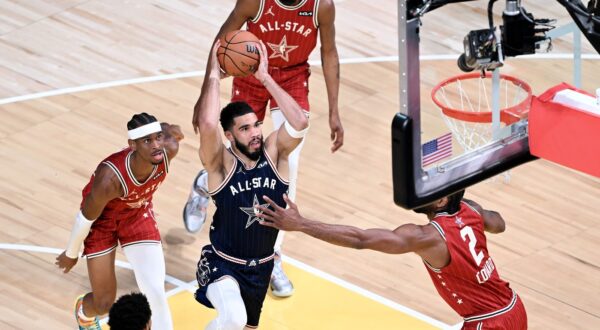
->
[[217, 30, 260, 77]]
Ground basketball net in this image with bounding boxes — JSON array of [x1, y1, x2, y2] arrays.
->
[[431, 72, 532, 183]]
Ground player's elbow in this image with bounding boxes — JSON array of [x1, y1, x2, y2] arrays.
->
[[296, 114, 309, 130], [197, 114, 218, 132], [493, 221, 506, 234], [484, 211, 506, 234]]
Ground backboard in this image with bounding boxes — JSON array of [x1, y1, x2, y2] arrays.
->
[[392, 0, 600, 209]]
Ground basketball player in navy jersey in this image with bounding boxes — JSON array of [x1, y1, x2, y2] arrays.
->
[[185, 0, 341, 297], [193, 40, 308, 329], [258, 191, 528, 329], [56, 113, 182, 330]]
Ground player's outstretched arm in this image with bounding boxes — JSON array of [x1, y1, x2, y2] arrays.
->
[[197, 41, 228, 175], [191, 0, 259, 134], [318, 0, 343, 153], [55, 165, 123, 273], [253, 41, 309, 157], [258, 195, 439, 255], [463, 199, 506, 234], [161, 122, 184, 160]]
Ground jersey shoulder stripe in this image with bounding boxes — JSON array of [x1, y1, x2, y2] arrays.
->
[[250, 0, 265, 23], [101, 160, 128, 197], [263, 147, 289, 184], [430, 220, 446, 240], [209, 157, 238, 195]]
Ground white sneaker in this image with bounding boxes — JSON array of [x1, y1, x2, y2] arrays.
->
[[183, 170, 209, 233], [270, 252, 294, 297]]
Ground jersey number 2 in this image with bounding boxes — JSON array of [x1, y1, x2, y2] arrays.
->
[[460, 226, 484, 266]]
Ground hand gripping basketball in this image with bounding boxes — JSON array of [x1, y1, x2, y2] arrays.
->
[[217, 30, 261, 77]]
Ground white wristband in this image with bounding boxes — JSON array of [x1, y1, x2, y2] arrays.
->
[[65, 210, 95, 258], [284, 120, 309, 139]]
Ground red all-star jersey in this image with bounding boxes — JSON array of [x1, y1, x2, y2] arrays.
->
[[424, 201, 514, 318], [81, 148, 169, 221], [247, 0, 320, 68]]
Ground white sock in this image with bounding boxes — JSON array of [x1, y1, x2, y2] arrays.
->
[[123, 243, 173, 330], [205, 277, 247, 330]]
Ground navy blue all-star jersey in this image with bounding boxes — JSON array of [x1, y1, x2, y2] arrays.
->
[[208, 147, 289, 259]]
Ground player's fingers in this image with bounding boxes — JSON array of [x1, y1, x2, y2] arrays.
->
[[283, 194, 296, 209], [257, 205, 275, 217], [258, 212, 274, 222], [263, 195, 284, 211], [258, 219, 275, 228], [212, 39, 221, 53]]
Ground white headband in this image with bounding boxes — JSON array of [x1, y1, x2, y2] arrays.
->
[[128, 121, 162, 140]]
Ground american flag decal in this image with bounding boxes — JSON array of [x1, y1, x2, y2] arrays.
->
[[422, 133, 453, 166]]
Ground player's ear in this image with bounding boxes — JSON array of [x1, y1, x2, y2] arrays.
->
[[435, 197, 449, 211], [224, 131, 234, 142], [128, 139, 137, 151]]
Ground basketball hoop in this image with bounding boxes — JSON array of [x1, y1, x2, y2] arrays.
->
[[431, 72, 532, 152]]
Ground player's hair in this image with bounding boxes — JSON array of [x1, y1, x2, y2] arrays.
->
[[127, 113, 158, 130], [220, 101, 255, 131], [444, 189, 465, 214], [107, 292, 152, 330]]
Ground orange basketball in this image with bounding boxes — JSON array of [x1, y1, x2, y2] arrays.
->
[[217, 30, 260, 77]]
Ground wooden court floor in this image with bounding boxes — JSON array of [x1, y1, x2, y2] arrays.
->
[[1, 1, 600, 329]]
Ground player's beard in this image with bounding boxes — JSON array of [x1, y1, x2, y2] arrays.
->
[[235, 136, 263, 161], [279, 0, 298, 5]]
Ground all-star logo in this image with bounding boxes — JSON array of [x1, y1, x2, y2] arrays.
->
[[454, 216, 465, 228], [267, 35, 298, 62], [239, 194, 269, 229], [126, 197, 148, 209]]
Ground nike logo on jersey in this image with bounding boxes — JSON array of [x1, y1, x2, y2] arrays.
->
[[239, 194, 270, 229], [229, 177, 277, 196]]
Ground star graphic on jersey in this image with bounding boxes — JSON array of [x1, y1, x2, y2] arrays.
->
[[457, 299, 463, 304], [452, 293, 458, 298], [239, 194, 269, 229], [212, 267, 218, 272], [455, 216, 465, 228], [267, 35, 298, 62]]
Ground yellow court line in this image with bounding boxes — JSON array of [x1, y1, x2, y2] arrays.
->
[[104, 262, 442, 329]]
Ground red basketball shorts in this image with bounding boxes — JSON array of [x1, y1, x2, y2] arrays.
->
[[231, 63, 310, 121], [462, 295, 527, 330], [83, 209, 161, 258]]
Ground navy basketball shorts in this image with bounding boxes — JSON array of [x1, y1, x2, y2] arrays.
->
[[195, 245, 275, 327]]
